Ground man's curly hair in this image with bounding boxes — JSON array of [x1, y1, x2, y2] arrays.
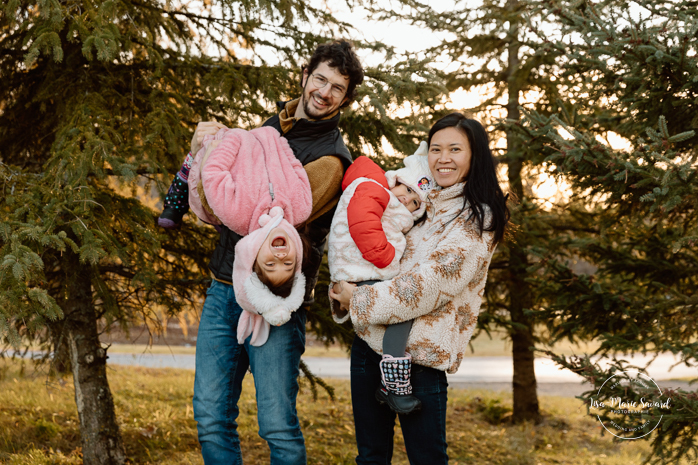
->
[[302, 39, 365, 108]]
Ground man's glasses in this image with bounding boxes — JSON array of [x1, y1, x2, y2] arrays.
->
[[310, 73, 347, 99]]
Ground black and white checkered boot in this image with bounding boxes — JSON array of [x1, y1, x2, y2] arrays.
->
[[375, 353, 422, 415]]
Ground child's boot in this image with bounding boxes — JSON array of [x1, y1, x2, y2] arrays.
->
[[375, 353, 422, 415], [158, 153, 194, 229]]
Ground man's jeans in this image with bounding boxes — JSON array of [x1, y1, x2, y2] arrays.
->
[[350, 336, 449, 464], [193, 279, 307, 464]]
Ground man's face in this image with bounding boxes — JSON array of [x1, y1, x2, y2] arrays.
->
[[298, 61, 350, 119]]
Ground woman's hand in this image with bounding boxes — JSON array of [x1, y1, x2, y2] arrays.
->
[[191, 121, 227, 155], [329, 281, 357, 313]]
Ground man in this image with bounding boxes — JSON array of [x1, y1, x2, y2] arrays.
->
[[192, 40, 364, 464]]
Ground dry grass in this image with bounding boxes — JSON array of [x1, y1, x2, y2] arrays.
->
[[0, 360, 662, 464]]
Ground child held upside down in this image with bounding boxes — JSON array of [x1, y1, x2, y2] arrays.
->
[[328, 142, 433, 415], [161, 124, 312, 346]]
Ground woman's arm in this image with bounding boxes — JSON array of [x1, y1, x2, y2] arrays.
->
[[350, 226, 494, 326]]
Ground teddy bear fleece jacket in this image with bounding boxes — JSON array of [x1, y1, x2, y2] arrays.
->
[[193, 126, 312, 235], [344, 183, 497, 374]]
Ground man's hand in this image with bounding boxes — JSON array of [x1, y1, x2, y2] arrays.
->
[[203, 140, 221, 162], [191, 121, 227, 155]]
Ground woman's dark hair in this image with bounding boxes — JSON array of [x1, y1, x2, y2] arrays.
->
[[427, 112, 510, 244], [302, 39, 364, 108]]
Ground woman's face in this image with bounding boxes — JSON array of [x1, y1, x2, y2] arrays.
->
[[428, 127, 472, 188]]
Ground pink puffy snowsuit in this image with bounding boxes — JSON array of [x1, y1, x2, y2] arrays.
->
[[188, 126, 312, 346]]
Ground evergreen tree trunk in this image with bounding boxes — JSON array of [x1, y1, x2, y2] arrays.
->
[[49, 320, 72, 374], [47, 257, 72, 374], [64, 253, 125, 465], [508, 247, 540, 423], [506, 0, 540, 424], [48, 312, 71, 374]]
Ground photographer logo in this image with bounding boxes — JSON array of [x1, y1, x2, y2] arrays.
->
[[590, 371, 672, 440]]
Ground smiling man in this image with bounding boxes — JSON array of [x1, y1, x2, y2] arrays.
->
[[192, 40, 364, 465], [297, 61, 350, 119]]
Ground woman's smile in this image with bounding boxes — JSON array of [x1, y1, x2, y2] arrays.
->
[[429, 127, 472, 188]]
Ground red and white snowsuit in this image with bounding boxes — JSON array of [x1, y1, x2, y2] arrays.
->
[[327, 156, 414, 289]]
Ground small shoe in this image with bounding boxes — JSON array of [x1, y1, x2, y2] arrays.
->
[[375, 386, 422, 415], [158, 207, 184, 229], [376, 352, 422, 415]]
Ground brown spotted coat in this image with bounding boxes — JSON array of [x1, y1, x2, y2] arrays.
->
[[346, 182, 497, 374]]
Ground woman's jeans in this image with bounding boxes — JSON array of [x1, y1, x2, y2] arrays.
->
[[193, 279, 307, 465], [351, 336, 449, 465]]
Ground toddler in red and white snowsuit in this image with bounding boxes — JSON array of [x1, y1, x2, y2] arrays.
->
[[328, 142, 433, 414]]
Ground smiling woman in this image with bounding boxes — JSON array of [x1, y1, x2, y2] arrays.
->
[[330, 112, 510, 464], [426, 112, 509, 244], [428, 126, 472, 188]]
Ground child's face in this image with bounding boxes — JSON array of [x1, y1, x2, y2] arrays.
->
[[255, 227, 297, 285], [390, 183, 421, 213]]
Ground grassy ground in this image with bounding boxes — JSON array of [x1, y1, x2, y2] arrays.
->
[[0, 360, 663, 465]]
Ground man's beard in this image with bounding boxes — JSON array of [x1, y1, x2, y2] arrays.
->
[[301, 88, 333, 120]]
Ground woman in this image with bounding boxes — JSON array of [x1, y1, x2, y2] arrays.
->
[[330, 112, 509, 464]]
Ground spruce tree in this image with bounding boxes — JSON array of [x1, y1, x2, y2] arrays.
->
[[513, 1, 698, 462], [0, 1, 445, 462]]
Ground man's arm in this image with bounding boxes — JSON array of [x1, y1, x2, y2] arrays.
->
[[303, 156, 344, 225], [299, 155, 345, 306]]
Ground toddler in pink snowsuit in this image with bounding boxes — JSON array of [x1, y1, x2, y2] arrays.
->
[[187, 126, 312, 346]]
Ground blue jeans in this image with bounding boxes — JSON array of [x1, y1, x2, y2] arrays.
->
[[350, 336, 449, 465], [193, 279, 307, 464]]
